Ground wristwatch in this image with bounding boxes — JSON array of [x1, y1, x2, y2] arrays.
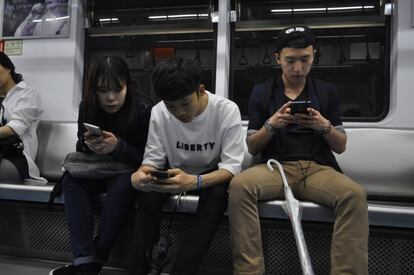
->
[[264, 119, 277, 133]]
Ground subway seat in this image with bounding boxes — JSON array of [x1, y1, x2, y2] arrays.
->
[[0, 121, 413, 228]]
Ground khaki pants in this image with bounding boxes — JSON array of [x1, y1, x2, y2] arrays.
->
[[228, 161, 369, 275]]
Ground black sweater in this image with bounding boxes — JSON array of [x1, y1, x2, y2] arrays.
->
[[76, 96, 152, 168]]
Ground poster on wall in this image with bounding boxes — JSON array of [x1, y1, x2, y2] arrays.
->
[[4, 40, 23, 55], [2, 0, 71, 39]]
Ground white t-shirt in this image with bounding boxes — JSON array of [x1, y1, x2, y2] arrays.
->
[[143, 91, 244, 176], [2, 81, 46, 183]]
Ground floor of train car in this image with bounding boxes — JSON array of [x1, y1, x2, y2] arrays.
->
[[0, 256, 125, 275], [0, 255, 231, 275]]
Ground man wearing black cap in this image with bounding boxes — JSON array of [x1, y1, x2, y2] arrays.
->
[[227, 26, 368, 275]]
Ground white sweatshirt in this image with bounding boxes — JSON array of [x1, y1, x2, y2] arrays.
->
[[143, 91, 244, 176]]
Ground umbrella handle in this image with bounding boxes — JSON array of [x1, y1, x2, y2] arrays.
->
[[266, 159, 290, 189]]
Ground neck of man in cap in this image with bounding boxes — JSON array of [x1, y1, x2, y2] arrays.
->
[[282, 73, 306, 99]]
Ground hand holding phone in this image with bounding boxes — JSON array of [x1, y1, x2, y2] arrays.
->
[[149, 170, 171, 179], [83, 123, 103, 137], [290, 100, 312, 115]]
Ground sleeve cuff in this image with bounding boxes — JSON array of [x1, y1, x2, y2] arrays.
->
[[247, 129, 258, 136], [110, 137, 126, 159], [6, 121, 26, 136], [218, 164, 240, 176], [142, 159, 164, 170], [334, 125, 346, 134]]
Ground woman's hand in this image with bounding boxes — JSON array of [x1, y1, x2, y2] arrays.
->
[[84, 131, 118, 154]]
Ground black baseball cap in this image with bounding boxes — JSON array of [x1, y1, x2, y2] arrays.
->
[[275, 26, 316, 53]]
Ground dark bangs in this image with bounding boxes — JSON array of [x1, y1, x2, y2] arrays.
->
[[94, 65, 126, 93], [85, 56, 137, 138]]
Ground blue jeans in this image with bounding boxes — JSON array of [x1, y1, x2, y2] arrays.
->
[[62, 172, 138, 266], [129, 183, 228, 275]]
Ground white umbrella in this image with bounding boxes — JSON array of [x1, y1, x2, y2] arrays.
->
[[267, 159, 315, 275]]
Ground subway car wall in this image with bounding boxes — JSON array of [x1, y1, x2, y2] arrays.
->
[[85, 0, 391, 123], [0, 0, 413, 128], [229, 0, 390, 122], [85, 0, 216, 103], [231, 30, 387, 122], [87, 33, 216, 102]]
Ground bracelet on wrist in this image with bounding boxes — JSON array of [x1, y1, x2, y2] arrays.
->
[[196, 175, 202, 189], [264, 119, 277, 133], [320, 121, 332, 135]]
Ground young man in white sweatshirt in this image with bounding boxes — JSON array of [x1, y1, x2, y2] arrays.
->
[[130, 56, 244, 275]]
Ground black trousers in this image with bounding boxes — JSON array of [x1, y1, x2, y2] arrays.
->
[[129, 183, 228, 275]]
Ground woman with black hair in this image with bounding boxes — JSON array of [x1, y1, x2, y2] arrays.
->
[[50, 55, 152, 275], [0, 51, 44, 182]]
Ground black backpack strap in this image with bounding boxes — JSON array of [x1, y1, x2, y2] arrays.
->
[[311, 78, 329, 115], [8, 154, 29, 179], [0, 104, 6, 126], [48, 176, 63, 209], [0, 139, 29, 180], [259, 77, 276, 117]]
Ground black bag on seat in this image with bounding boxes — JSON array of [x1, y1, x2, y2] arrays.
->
[[62, 151, 136, 179], [48, 151, 136, 208], [0, 104, 29, 179], [0, 137, 24, 158]]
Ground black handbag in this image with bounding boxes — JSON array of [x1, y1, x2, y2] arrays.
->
[[0, 137, 24, 158], [0, 104, 29, 179], [62, 151, 136, 179], [49, 149, 137, 209]]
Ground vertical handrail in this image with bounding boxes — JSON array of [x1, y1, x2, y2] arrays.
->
[[215, 0, 231, 98]]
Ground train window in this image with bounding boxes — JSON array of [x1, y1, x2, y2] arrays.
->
[[231, 0, 390, 122], [85, 0, 217, 100]]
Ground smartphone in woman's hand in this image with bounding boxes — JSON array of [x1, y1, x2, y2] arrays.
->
[[83, 123, 103, 137]]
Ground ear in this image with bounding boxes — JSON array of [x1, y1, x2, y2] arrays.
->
[[198, 84, 206, 94], [274, 53, 281, 65]]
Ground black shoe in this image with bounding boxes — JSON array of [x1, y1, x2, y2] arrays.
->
[[49, 263, 102, 275], [49, 265, 75, 275]]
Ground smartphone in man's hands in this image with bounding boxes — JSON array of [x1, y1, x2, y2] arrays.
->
[[290, 100, 312, 115], [149, 170, 172, 185], [83, 123, 103, 137], [149, 170, 171, 179]]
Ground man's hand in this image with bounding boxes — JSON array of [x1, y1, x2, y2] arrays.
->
[[84, 131, 118, 154], [131, 166, 158, 192], [294, 107, 330, 131], [149, 168, 197, 193], [268, 101, 296, 128]]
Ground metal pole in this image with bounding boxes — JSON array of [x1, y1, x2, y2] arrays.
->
[[215, 0, 231, 98]]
